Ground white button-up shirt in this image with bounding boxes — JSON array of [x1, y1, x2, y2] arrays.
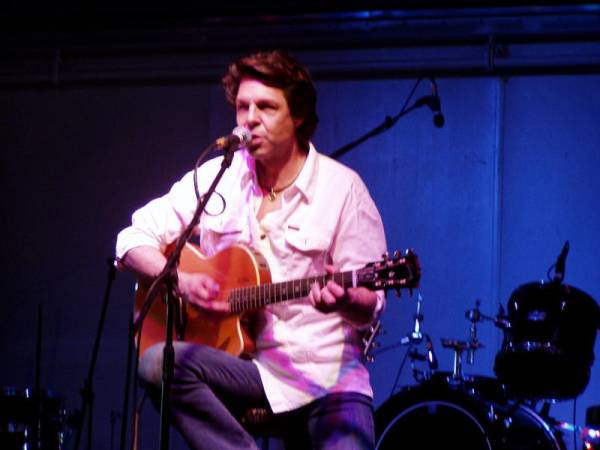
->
[[116, 144, 387, 413]]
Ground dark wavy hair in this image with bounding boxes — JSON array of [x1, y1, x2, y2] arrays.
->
[[222, 50, 319, 152]]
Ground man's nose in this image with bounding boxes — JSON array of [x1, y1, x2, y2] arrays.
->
[[245, 104, 259, 126]]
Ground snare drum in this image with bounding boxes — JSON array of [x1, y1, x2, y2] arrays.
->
[[375, 373, 565, 450], [0, 386, 67, 450]]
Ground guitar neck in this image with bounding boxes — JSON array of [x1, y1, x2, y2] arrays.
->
[[229, 271, 356, 313]]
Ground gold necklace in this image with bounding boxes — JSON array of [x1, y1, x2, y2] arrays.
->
[[264, 180, 295, 201], [258, 156, 306, 202]]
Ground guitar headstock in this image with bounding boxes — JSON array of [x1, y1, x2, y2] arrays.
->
[[357, 249, 420, 294]]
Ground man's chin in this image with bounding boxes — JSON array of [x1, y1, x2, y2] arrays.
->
[[247, 145, 265, 158]]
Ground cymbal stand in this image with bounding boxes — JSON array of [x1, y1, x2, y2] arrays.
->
[[384, 294, 439, 396], [402, 294, 425, 383]]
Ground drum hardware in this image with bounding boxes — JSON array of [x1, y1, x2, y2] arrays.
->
[[399, 294, 439, 383], [440, 339, 484, 384], [369, 294, 439, 395], [464, 299, 507, 365], [552, 419, 600, 450], [582, 405, 600, 450], [362, 320, 383, 363], [400, 293, 424, 346], [435, 298, 497, 385], [406, 334, 437, 380]]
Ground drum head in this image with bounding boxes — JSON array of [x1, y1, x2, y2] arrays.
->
[[375, 374, 564, 450]]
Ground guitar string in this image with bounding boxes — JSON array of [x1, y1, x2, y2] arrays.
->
[[229, 272, 351, 312]]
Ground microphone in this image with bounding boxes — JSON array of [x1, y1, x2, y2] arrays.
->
[[215, 126, 251, 151], [425, 335, 438, 370], [429, 78, 445, 128], [553, 240, 570, 284]]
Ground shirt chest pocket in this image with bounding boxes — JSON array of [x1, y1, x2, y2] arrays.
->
[[282, 224, 332, 276], [201, 214, 248, 254]]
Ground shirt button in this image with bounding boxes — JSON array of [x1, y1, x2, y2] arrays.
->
[[260, 234, 266, 240]]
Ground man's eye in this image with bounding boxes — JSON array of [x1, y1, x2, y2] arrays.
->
[[258, 103, 276, 111]]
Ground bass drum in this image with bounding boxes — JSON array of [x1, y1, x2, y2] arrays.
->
[[375, 374, 565, 450]]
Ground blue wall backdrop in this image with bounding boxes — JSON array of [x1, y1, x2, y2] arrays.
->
[[1, 56, 599, 449]]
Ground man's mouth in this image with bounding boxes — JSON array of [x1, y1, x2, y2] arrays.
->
[[248, 137, 262, 151]]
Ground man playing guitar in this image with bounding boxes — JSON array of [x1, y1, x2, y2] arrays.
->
[[116, 50, 388, 450]]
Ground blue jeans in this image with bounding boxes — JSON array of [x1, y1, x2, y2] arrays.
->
[[139, 342, 375, 450]]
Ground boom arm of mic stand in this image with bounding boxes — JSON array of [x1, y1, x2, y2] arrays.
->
[[329, 100, 425, 160], [329, 76, 430, 160]]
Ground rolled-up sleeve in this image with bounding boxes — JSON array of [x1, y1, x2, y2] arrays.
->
[[115, 171, 197, 267]]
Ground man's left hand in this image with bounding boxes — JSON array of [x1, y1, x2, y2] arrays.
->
[[309, 264, 378, 325]]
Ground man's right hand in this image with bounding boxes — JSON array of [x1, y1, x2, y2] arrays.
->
[[120, 246, 229, 314], [176, 272, 229, 314]]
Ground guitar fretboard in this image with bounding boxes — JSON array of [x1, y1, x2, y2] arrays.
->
[[229, 271, 355, 313]]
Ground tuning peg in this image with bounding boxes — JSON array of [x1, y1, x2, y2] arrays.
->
[[393, 250, 400, 259], [381, 251, 389, 261], [366, 354, 375, 363]]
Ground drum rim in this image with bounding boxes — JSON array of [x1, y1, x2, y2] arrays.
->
[[375, 381, 566, 450], [376, 398, 492, 450]]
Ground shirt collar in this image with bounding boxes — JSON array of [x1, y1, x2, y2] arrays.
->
[[294, 143, 318, 203], [239, 149, 257, 191]]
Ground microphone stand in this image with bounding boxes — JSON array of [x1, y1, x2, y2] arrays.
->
[[118, 315, 137, 450], [329, 78, 433, 160], [131, 143, 237, 450], [34, 303, 43, 450], [72, 257, 117, 450]]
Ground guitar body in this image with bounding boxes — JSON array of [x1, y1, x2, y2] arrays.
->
[[134, 243, 272, 357]]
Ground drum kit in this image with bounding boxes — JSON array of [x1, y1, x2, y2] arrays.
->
[[0, 387, 68, 450], [0, 305, 71, 450], [374, 244, 600, 450]]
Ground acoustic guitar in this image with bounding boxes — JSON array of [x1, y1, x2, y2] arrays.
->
[[134, 243, 420, 357]]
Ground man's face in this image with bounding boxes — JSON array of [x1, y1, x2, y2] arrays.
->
[[236, 78, 300, 164]]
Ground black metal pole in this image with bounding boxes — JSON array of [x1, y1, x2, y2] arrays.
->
[[73, 258, 117, 450], [119, 315, 136, 450]]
